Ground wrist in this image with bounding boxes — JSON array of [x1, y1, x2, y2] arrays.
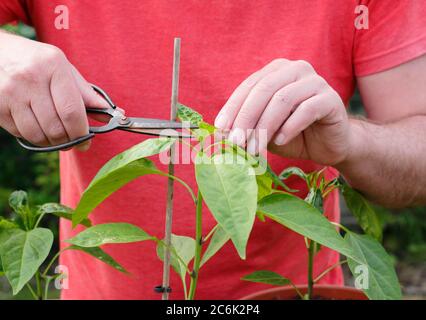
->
[[334, 118, 369, 172]]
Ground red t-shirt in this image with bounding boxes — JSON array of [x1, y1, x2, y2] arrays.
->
[[1, 0, 425, 300]]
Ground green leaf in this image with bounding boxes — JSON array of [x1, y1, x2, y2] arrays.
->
[[177, 103, 203, 126], [73, 138, 174, 226], [195, 152, 258, 259], [241, 270, 292, 286], [258, 193, 358, 261], [341, 183, 382, 241], [65, 223, 155, 247], [177, 104, 216, 140], [251, 156, 272, 222], [201, 225, 230, 267], [305, 188, 323, 213], [345, 232, 402, 300], [67, 245, 128, 274], [8, 191, 30, 216], [157, 234, 195, 286], [193, 121, 216, 141], [198, 121, 216, 134], [38, 203, 92, 227], [256, 172, 273, 201], [266, 165, 297, 193], [0, 217, 20, 230], [8, 191, 34, 229], [0, 228, 53, 294], [279, 167, 307, 181]]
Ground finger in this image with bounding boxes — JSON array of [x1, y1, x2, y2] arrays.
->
[[246, 77, 318, 154], [70, 65, 110, 109], [0, 107, 21, 137], [75, 139, 91, 152], [0, 68, 22, 137], [273, 94, 334, 146], [11, 103, 49, 146], [231, 64, 302, 147], [214, 59, 288, 131], [30, 86, 69, 146], [71, 65, 126, 124], [50, 65, 89, 141]]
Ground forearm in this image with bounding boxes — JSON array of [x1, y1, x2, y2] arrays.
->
[[335, 115, 426, 208]]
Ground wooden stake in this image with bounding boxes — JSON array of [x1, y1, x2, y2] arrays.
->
[[162, 38, 181, 300]]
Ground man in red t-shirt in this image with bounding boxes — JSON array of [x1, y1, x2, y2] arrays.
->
[[0, 1, 425, 299]]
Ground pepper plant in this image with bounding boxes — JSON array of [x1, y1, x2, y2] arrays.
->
[[67, 104, 401, 300], [0, 191, 135, 299], [242, 170, 401, 299], [0, 105, 401, 300]]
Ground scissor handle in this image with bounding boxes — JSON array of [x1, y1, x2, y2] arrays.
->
[[16, 133, 95, 153], [90, 84, 117, 109], [16, 84, 116, 153]]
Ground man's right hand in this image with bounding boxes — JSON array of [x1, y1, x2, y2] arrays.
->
[[0, 31, 108, 151]]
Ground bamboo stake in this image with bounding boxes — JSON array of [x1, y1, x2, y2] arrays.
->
[[161, 38, 181, 300]]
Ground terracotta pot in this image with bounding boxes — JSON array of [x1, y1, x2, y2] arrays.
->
[[241, 285, 368, 300]]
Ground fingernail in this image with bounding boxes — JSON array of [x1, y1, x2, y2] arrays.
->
[[214, 113, 229, 129], [274, 133, 286, 145], [77, 140, 91, 152], [246, 139, 258, 155], [228, 128, 245, 146]]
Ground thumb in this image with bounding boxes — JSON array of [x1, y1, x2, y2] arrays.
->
[[70, 65, 125, 123], [70, 65, 110, 109]]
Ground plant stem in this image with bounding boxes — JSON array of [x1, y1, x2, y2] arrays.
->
[[26, 283, 38, 300], [164, 173, 197, 204], [307, 240, 315, 300], [314, 259, 348, 284], [203, 224, 219, 243], [34, 213, 47, 229], [43, 276, 53, 300], [42, 250, 63, 277], [290, 284, 305, 300], [35, 271, 43, 300], [330, 221, 351, 234], [188, 190, 203, 300]]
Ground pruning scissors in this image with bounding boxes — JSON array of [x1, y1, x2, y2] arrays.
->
[[16, 84, 198, 152]]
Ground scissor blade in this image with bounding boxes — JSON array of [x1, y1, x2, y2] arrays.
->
[[127, 117, 198, 130], [119, 127, 194, 138]]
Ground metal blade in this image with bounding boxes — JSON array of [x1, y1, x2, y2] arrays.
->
[[119, 127, 194, 138], [127, 117, 198, 130]]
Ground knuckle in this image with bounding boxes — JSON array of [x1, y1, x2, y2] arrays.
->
[[270, 58, 288, 67], [254, 78, 276, 93], [42, 45, 65, 63], [295, 60, 314, 72], [241, 75, 259, 89], [0, 77, 15, 97], [272, 89, 293, 106], [9, 66, 39, 83], [313, 75, 329, 90], [47, 123, 67, 141], [60, 102, 82, 123], [236, 108, 254, 125], [237, 109, 251, 123]]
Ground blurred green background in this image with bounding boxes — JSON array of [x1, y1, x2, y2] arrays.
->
[[0, 23, 425, 300]]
